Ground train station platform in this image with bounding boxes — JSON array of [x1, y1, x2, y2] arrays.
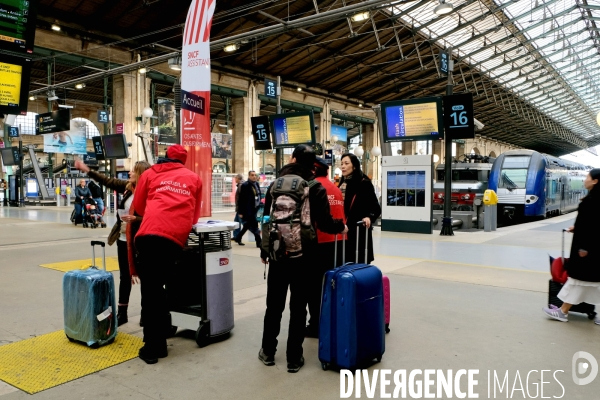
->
[[0, 207, 598, 399]]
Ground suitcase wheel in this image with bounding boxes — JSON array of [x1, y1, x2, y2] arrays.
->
[[385, 324, 390, 334], [66, 334, 75, 342], [195, 323, 210, 348], [89, 342, 100, 349], [588, 312, 597, 320], [376, 356, 382, 363], [321, 363, 328, 371]]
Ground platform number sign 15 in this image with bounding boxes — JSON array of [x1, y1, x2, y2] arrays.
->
[[443, 93, 475, 140], [251, 116, 273, 151], [265, 78, 277, 99]]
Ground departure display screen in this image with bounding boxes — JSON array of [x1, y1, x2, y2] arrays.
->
[[270, 111, 315, 148], [0, 54, 32, 114], [0, 0, 39, 53], [381, 97, 444, 142]]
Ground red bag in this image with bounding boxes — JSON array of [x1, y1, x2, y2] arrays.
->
[[550, 256, 568, 284]]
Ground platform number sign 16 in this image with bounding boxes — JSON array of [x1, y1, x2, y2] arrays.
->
[[250, 116, 273, 151], [443, 93, 475, 140]]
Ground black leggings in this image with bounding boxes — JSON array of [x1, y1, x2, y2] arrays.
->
[[117, 240, 131, 305]]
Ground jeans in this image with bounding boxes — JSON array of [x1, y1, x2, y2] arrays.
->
[[235, 218, 261, 247], [261, 256, 309, 362], [233, 213, 241, 239], [74, 202, 83, 223], [93, 197, 104, 215]]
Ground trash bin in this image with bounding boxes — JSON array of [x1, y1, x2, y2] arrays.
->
[[168, 220, 237, 347]]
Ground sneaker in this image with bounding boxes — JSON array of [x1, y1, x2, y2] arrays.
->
[[594, 318, 600, 326], [138, 346, 168, 364], [287, 357, 305, 373], [258, 348, 275, 366], [543, 306, 568, 322]]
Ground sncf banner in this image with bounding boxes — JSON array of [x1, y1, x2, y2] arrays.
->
[[181, 0, 215, 217]]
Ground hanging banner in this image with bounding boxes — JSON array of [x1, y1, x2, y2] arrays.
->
[[181, 0, 215, 217], [157, 98, 177, 144]]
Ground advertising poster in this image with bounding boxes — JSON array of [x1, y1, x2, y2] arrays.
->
[[157, 98, 178, 144], [386, 102, 439, 139], [211, 132, 232, 159], [330, 124, 348, 156], [181, 0, 215, 217], [43, 119, 87, 154]]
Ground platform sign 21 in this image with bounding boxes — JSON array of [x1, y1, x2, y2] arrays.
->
[[443, 93, 475, 140]]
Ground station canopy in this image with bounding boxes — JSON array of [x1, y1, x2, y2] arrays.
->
[[14, 0, 600, 156]]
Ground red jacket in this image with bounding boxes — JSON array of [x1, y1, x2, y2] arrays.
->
[[132, 162, 203, 248], [315, 176, 345, 243]]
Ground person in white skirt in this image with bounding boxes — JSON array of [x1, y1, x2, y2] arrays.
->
[[543, 168, 600, 324]]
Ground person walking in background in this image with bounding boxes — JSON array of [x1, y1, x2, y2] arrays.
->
[[233, 173, 244, 239], [233, 170, 262, 247], [543, 168, 600, 325], [258, 145, 347, 373], [305, 157, 346, 338], [87, 177, 106, 227], [74, 179, 92, 224], [133, 145, 203, 364], [338, 153, 381, 264], [74, 159, 151, 326]]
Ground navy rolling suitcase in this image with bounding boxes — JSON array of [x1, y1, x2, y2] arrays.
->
[[319, 223, 385, 370], [63, 241, 117, 348]]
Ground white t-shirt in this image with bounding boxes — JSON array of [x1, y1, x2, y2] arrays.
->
[[119, 195, 134, 242]]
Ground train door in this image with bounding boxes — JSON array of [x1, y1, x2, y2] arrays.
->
[[559, 177, 565, 213]]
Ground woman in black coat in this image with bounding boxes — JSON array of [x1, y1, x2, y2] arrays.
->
[[543, 168, 600, 324], [339, 153, 381, 264]]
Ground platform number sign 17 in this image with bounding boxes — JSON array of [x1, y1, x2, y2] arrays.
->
[[443, 93, 475, 140], [265, 78, 277, 99], [250, 116, 273, 151]]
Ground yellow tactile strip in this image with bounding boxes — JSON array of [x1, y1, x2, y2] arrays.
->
[[0, 331, 143, 394], [40, 257, 120, 272]]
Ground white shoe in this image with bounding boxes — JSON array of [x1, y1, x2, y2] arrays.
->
[[594, 319, 600, 326]]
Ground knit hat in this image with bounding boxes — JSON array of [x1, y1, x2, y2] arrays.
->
[[166, 144, 188, 164], [314, 157, 329, 172]]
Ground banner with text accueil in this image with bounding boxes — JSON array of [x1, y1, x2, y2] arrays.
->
[[181, 0, 214, 217]]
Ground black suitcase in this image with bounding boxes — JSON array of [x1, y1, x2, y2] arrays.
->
[[548, 280, 596, 320]]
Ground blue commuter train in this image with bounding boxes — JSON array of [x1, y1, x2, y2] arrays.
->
[[488, 150, 589, 220]]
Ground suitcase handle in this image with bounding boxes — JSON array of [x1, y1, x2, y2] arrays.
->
[[91, 240, 107, 271], [561, 229, 566, 263], [334, 233, 346, 268], [356, 221, 369, 264]]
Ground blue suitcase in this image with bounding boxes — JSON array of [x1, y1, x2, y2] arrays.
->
[[319, 225, 385, 370], [63, 241, 117, 348]]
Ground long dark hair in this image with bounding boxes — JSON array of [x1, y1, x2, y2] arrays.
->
[[339, 153, 367, 185], [586, 168, 600, 199]]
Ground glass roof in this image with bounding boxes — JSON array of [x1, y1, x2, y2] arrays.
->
[[389, 0, 600, 143]]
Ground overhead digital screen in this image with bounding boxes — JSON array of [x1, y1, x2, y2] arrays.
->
[[0, 146, 20, 166], [102, 134, 129, 160], [0, 0, 39, 53], [270, 111, 315, 148], [381, 97, 444, 142], [0, 54, 32, 114]]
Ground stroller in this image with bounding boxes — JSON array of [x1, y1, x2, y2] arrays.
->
[[83, 198, 105, 229]]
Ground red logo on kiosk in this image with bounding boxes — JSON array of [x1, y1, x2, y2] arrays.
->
[[219, 258, 229, 266]]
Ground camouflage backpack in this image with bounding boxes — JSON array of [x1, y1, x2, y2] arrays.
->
[[261, 174, 318, 262]]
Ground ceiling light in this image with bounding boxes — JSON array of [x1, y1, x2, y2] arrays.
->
[[75, 83, 85, 89], [358, 103, 363, 108], [138, 67, 147, 74], [297, 87, 302, 92], [168, 56, 182, 71], [29, 95, 35, 101], [350, 11, 370, 22], [51, 24, 61, 32], [223, 43, 239, 52], [434, 1, 453, 15]]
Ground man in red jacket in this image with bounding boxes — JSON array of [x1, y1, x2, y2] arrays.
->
[[133, 144, 203, 364], [306, 157, 346, 338]]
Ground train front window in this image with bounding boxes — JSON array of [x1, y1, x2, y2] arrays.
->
[[437, 170, 479, 181], [499, 156, 530, 189]]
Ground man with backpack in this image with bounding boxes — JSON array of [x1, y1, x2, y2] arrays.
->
[[305, 157, 346, 338], [258, 144, 347, 373]]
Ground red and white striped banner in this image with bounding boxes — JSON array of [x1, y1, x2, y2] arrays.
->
[[182, 0, 215, 216]]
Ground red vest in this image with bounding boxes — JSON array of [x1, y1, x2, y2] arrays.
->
[[315, 176, 345, 243]]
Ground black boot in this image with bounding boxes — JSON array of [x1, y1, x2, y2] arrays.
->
[[117, 305, 128, 326]]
